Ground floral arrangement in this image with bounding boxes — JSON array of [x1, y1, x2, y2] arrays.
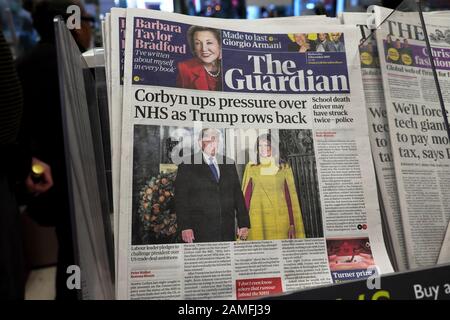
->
[[138, 171, 178, 242]]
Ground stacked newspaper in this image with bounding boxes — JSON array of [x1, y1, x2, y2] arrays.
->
[[100, 8, 395, 300], [338, 6, 450, 271], [371, 6, 450, 269]]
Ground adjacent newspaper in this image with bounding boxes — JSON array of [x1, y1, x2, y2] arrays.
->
[[375, 6, 450, 269], [113, 9, 393, 299], [341, 11, 408, 271]]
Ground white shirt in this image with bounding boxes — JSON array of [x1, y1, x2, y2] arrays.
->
[[316, 40, 327, 52], [203, 152, 220, 179]]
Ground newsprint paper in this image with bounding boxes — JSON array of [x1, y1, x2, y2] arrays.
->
[[375, 7, 450, 269], [109, 11, 339, 261], [438, 222, 450, 264], [341, 12, 407, 272], [117, 9, 393, 299]]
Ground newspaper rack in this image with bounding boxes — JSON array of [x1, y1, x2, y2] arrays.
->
[[54, 0, 450, 300]]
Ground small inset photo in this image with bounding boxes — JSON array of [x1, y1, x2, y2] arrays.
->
[[326, 238, 377, 283]]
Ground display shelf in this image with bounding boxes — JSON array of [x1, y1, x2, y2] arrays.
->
[[269, 263, 450, 300]]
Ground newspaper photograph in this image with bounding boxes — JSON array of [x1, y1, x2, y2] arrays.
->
[[117, 9, 393, 299], [375, 6, 450, 269]]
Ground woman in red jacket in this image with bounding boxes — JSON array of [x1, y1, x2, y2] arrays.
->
[[176, 26, 222, 91]]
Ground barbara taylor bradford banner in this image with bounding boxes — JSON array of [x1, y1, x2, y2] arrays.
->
[[131, 18, 350, 94]]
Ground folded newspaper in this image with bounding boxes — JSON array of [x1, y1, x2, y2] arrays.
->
[[103, 9, 395, 300], [105, 9, 340, 290], [340, 10, 408, 272], [374, 6, 450, 269]]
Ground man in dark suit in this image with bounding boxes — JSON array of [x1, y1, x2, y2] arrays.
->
[[174, 128, 250, 243]]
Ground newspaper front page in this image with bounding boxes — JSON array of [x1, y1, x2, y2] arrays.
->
[[117, 9, 393, 299], [375, 7, 450, 268], [108, 10, 340, 293], [109, 10, 338, 263], [341, 12, 408, 271]]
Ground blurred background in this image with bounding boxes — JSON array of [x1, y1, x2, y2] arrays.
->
[[6, 0, 450, 60]]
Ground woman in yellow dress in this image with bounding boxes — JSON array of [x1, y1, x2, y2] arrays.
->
[[242, 134, 305, 240]]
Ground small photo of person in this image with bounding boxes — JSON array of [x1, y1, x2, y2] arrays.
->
[[242, 133, 306, 241], [385, 35, 414, 66], [385, 35, 401, 64], [385, 34, 393, 50], [400, 38, 413, 66], [429, 30, 445, 43], [327, 238, 375, 271], [288, 33, 313, 52], [325, 32, 345, 52], [435, 29, 445, 41], [359, 37, 378, 68], [394, 38, 402, 50], [315, 33, 330, 52], [445, 30, 450, 45], [288, 33, 345, 53], [176, 25, 222, 91]]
